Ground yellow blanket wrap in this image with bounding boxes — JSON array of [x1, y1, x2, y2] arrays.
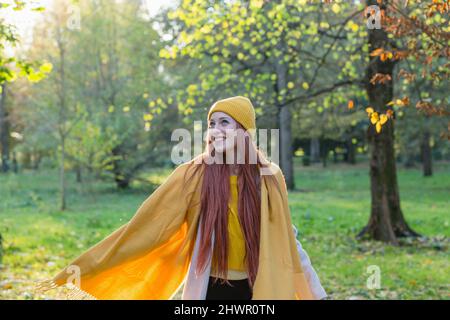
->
[[35, 154, 316, 300]]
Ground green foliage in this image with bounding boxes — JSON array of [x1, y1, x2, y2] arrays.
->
[[64, 103, 121, 175], [15, 0, 178, 188], [0, 2, 51, 84], [158, 0, 369, 138]]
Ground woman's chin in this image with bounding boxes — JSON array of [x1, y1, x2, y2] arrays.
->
[[212, 142, 225, 152], [213, 147, 225, 154]]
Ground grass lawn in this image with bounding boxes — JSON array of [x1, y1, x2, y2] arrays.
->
[[0, 160, 448, 300]]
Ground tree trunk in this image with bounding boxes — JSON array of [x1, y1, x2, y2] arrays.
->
[[0, 83, 9, 173], [56, 28, 67, 211], [358, 0, 420, 244], [278, 105, 294, 189], [275, 51, 294, 190], [111, 145, 130, 189], [76, 164, 82, 183], [114, 174, 130, 189], [321, 154, 327, 168], [32, 150, 42, 170], [320, 141, 328, 168], [421, 130, 432, 177], [310, 137, 320, 163], [60, 135, 66, 211], [0, 232, 3, 264], [403, 152, 416, 168], [346, 138, 356, 164], [12, 151, 18, 173]]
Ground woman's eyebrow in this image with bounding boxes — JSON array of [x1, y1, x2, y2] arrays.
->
[[210, 117, 229, 121]]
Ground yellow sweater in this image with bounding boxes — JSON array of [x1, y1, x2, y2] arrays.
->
[[210, 175, 248, 280]]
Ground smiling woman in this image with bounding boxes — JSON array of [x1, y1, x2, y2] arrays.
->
[[35, 96, 326, 300], [208, 113, 239, 155], [186, 96, 325, 300]]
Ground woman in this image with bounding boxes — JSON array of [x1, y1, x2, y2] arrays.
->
[[35, 96, 326, 300]]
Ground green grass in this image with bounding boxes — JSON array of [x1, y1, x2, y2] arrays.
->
[[0, 161, 448, 300], [289, 160, 449, 300]]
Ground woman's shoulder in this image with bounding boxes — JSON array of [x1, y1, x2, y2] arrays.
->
[[177, 154, 205, 173], [260, 161, 283, 178], [169, 154, 205, 184], [261, 161, 288, 194]]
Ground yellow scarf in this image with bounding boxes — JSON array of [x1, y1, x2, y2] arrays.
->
[[35, 154, 315, 299]]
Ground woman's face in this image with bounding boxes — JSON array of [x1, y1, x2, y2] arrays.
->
[[208, 112, 239, 154]]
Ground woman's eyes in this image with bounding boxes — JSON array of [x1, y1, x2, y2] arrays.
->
[[209, 120, 229, 128]]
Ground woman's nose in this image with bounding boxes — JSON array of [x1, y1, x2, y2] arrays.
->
[[209, 127, 223, 136]]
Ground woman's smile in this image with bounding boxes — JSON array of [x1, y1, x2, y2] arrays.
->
[[212, 136, 228, 151]]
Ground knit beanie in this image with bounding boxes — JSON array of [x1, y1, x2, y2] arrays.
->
[[207, 96, 256, 137]]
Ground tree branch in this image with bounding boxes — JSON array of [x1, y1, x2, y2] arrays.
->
[[283, 78, 364, 106]]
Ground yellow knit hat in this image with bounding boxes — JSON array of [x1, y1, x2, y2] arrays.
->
[[207, 96, 256, 132]]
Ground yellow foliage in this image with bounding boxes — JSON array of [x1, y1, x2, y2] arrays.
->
[[376, 122, 382, 133], [366, 106, 389, 133], [143, 113, 153, 121], [370, 112, 379, 124], [348, 21, 359, 32], [39, 62, 53, 73], [331, 3, 341, 14]]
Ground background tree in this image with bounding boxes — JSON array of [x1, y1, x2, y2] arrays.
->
[[357, 0, 419, 244], [159, 0, 366, 189], [0, 1, 50, 173], [20, 0, 179, 196], [356, 0, 448, 243]]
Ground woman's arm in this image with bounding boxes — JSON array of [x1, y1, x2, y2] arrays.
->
[[36, 160, 199, 299], [269, 162, 327, 300], [292, 224, 328, 300]]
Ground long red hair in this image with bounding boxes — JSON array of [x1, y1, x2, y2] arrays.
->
[[185, 122, 280, 291]]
